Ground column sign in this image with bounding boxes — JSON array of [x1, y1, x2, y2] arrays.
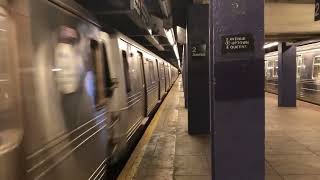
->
[[191, 43, 207, 57], [221, 34, 254, 55], [315, 0, 320, 21]]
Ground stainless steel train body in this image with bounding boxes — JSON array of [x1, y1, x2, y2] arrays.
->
[[0, 0, 179, 179], [265, 42, 320, 105]]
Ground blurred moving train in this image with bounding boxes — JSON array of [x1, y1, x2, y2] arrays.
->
[[0, 0, 179, 179], [265, 42, 320, 105]]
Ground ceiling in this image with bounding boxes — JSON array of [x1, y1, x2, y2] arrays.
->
[[265, 2, 320, 42], [75, 0, 320, 64]]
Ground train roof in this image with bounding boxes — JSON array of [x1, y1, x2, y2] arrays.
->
[[114, 32, 177, 69], [50, 0, 100, 27]]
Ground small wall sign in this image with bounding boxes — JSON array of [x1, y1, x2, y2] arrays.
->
[[316, 0, 320, 21], [191, 43, 207, 57], [221, 34, 254, 55]]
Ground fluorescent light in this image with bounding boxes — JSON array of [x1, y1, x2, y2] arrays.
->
[[145, 35, 165, 51], [174, 44, 180, 60], [52, 68, 62, 72], [264, 42, 279, 49], [165, 28, 175, 46], [173, 44, 181, 68]]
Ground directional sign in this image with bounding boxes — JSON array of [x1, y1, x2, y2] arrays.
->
[[221, 34, 254, 55]]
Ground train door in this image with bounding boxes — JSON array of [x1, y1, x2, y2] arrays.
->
[[99, 41, 119, 158], [156, 59, 161, 100], [163, 62, 167, 92], [137, 51, 148, 117], [158, 61, 166, 98], [0, 6, 23, 180], [164, 63, 170, 91]]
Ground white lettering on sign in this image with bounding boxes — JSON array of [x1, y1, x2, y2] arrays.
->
[[225, 36, 250, 50], [191, 44, 207, 57], [222, 34, 254, 55]]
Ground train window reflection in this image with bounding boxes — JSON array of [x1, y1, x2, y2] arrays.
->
[[54, 43, 81, 94], [148, 60, 155, 83], [0, 30, 8, 74], [313, 56, 320, 80], [265, 59, 274, 79], [264, 61, 268, 77], [122, 50, 131, 93], [297, 55, 304, 79], [0, 26, 9, 112], [273, 59, 278, 78]]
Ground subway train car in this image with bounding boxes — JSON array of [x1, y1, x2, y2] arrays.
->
[[0, 0, 179, 179], [265, 42, 320, 105]]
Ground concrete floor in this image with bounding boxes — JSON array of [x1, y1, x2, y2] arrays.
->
[[266, 93, 320, 180], [118, 77, 320, 180], [118, 77, 210, 180]]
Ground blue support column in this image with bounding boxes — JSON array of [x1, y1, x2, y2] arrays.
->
[[278, 42, 297, 107], [187, 4, 210, 134], [209, 0, 265, 179]]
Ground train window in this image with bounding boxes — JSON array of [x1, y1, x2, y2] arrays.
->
[[264, 61, 268, 77], [148, 60, 155, 83], [266, 60, 274, 78], [101, 43, 114, 97], [54, 26, 81, 95], [273, 59, 278, 78], [91, 40, 106, 106], [313, 56, 320, 79], [122, 50, 131, 93], [297, 55, 304, 79], [0, 12, 9, 113]]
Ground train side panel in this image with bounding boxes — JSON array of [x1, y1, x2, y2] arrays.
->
[[117, 39, 146, 144], [265, 43, 320, 105], [0, 3, 25, 179], [21, 0, 112, 179]]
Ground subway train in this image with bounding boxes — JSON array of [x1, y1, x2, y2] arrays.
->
[[265, 42, 320, 105], [0, 0, 179, 180]]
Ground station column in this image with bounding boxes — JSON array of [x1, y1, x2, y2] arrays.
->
[[278, 42, 297, 107], [209, 0, 265, 179], [187, 4, 210, 134]]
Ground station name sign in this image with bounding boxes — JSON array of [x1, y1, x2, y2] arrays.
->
[[221, 34, 254, 55], [315, 0, 320, 21], [191, 43, 207, 57]]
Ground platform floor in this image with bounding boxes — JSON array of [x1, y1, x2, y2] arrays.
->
[[118, 77, 320, 180], [118, 77, 210, 180], [266, 93, 320, 180]]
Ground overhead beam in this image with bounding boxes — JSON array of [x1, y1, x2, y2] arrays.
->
[[265, 3, 320, 39]]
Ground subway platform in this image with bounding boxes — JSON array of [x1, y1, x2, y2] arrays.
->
[[265, 93, 320, 180], [118, 77, 211, 180], [118, 77, 320, 180]]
